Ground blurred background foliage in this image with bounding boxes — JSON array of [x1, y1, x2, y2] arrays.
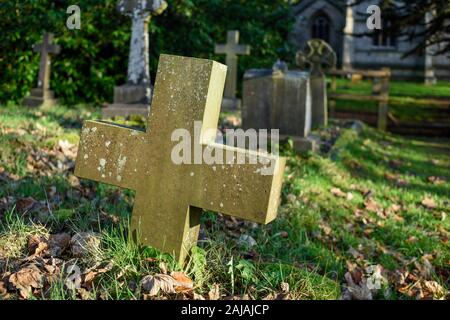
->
[[0, 0, 295, 106]]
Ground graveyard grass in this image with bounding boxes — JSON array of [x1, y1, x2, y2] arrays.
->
[[0, 104, 449, 300], [333, 79, 450, 123]]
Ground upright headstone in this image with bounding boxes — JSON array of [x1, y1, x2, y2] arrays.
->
[[242, 62, 315, 152], [76, 54, 286, 264], [102, 0, 167, 118], [215, 30, 250, 110], [23, 32, 61, 107], [296, 39, 336, 129]]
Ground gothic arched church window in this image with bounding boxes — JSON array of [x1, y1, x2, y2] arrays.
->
[[373, 19, 397, 47], [311, 13, 331, 43]]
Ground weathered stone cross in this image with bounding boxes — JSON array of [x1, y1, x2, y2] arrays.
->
[[103, 0, 167, 118], [33, 32, 61, 90], [118, 0, 167, 100], [296, 39, 336, 129], [75, 55, 286, 263], [215, 30, 250, 108], [23, 32, 61, 107]]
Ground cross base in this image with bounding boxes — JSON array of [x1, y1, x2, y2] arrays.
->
[[23, 88, 58, 107], [114, 84, 151, 104], [247, 132, 318, 154], [280, 135, 319, 153], [221, 97, 241, 111], [102, 103, 149, 118], [102, 84, 151, 118]]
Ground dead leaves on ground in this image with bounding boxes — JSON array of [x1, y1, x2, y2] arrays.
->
[[342, 248, 449, 300], [343, 264, 387, 300], [140, 272, 194, 298], [0, 231, 108, 300], [26, 232, 99, 259], [427, 176, 446, 185], [70, 232, 101, 259], [330, 187, 346, 198], [140, 269, 199, 300], [393, 255, 448, 300], [8, 264, 44, 299], [326, 184, 448, 300]]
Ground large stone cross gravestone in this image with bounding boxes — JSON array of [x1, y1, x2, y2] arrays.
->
[[215, 30, 250, 110], [296, 39, 336, 129], [102, 0, 167, 118], [23, 32, 61, 107], [76, 55, 286, 263]]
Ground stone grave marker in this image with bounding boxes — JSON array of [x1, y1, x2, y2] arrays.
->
[[102, 0, 167, 118], [296, 39, 336, 129], [76, 54, 286, 264], [215, 30, 250, 110], [242, 61, 316, 152], [23, 32, 61, 107]]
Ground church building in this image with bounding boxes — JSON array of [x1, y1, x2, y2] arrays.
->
[[289, 0, 450, 82]]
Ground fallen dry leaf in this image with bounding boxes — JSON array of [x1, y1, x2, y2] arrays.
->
[[159, 261, 168, 274], [280, 282, 290, 294], [331, 187, 346, 198], [65, 264, 82, 290], [58, 140, 77, 159], [9, 264, 44, 299], [348, 246, 364, 260], [390, 204, 402, 213], [263, 282, 291, 300], [15, 197, 37, 213], [193, 292, 206, 300], [406, 236, 418, 244], [415, 255, 435, 279], [422, 281, 447, 300], [286, 194, 297, 203], [68, 175, 81, 188], [421, 197, 437, 210], [48, 233, 71, 257], [319, 223, 332, 236], [170, 271, 194, 293], [343, 272, 373, 300], [364, 198, 382, 213], [71, 232, 101, 258], [0, 280, 8, 298], [208, 283, 221, 300], [77, 287, 93, 300], [83, 262, 114, 290], [427, 176, 446, 185], [28, 235, 48, 256], [140, 274, 177, 296]]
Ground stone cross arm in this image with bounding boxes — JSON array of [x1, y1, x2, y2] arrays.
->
[[214, 31, 251, 56], [215, 43, 250, 56], [75, 55, 286, 263], [75, 122, 148, 191], [33, 33, 61, 55], [75, 121, 284, 224]]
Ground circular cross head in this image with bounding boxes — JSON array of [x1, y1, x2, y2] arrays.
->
[[296, 39, 336, 76]]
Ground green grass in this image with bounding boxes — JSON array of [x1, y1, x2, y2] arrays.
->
[[332, 79, 450, 123], [0, 104, 448, 300]]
